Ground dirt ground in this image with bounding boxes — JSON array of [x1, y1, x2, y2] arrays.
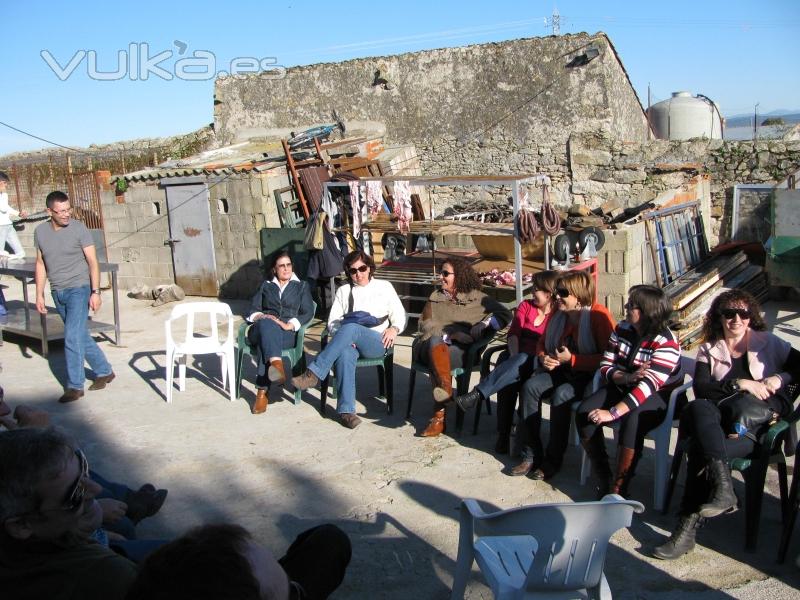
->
[[1, 281, 799, 599]]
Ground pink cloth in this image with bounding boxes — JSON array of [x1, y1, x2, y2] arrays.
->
[[697, 329, 792, 383], [507, 301, 553, 355], [393, 180, 412, 234], [365, 181, 383, 215], [348, 181, 362, 237]]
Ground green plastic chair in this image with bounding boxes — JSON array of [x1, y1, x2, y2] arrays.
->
[[406, 335, 494, 435], [318, 327, 394, 416], [235, 302, 316, 405]]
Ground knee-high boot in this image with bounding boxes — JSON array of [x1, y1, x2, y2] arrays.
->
[[430, 343, 453, 403], [580, 432, 612, 498], [610, 446, 638, 497]]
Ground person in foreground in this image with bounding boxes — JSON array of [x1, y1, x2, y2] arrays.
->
[[125, 522, 351, 600], [0, 427, 138, 600], [653, 290, 800, 560], [448, 270, 559, 453], [246, 251, 315, 414], [293, 250, 406, 429], [417, 256, 512, 437], [577, 285, 681, 498], [510, 270, 615, 478], [34, 191, 114, 403]]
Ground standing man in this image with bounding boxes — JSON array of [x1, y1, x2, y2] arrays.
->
[[35, 191, 114, 403]]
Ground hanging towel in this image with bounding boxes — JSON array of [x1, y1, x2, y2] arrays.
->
[[348, 181, 362, 237], [366, 180, 383, 215], [393, 180, 413, 234]]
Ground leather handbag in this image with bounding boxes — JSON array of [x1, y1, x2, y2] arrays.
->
[[717, 391, 777, 442]]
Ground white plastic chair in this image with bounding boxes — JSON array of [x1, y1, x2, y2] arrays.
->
[[578, 356, 696, 511], [164, 302, 235, 404], [450, 495, 644, 600]]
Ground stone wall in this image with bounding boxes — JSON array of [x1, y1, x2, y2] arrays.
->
[[567, 132, 800, 245]]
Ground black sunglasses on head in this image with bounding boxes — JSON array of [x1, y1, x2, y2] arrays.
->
[[720, 307, 751, 320], [555, 287, 571, 298], [347, 265, 369, 275]]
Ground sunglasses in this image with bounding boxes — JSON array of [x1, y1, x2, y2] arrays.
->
[[555, 287, 571, 298], [440, 270, 454, 277], [721, 307, 752, 320], [347, 265, 369, 275], [35, 449, 89, 515], [275, 262, 292, 269]]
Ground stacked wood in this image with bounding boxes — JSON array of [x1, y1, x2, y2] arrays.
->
[[665, 250, 770, 349]]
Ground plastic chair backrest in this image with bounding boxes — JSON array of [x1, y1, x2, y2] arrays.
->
[[166, 302, 233, 348], [465, 496, 643, 592]]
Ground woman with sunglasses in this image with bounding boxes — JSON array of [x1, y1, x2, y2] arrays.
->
[[246, 251, 315, 414], [654, 289, 800, 560], [446, 270, 559, 453], [576, 285, 680, 499], [510, 270, 615, 479], [293, 250, 406, 429], [414, 257, 512, 437]]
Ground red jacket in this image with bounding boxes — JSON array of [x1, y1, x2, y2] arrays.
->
[[536, 303, 616, 372]]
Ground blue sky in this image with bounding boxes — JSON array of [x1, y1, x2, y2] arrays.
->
[[1, 0, 797, 155]]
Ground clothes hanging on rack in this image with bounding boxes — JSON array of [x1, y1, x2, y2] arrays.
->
[[393, 180, 413, 234], [366, 181, 383, 215], [348, 181, 363, 238]]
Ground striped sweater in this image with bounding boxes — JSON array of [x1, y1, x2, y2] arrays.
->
[[599, 322, 681, 410]]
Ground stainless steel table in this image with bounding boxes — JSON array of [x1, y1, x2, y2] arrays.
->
[[0, 258, 121, 357]]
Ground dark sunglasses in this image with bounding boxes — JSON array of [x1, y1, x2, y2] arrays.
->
[[555, 287, 571, 298], [34, 449, 89, 515], [347, 265, 369, 275], [440, 270, 453, 277], [721, 307, 751, 320]]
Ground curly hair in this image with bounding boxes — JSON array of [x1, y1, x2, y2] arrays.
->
[[442, 257, 482, 295], [701, 289, 766, 343]]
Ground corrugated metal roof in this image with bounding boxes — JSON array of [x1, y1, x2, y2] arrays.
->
[[112, 140, 288, 182]]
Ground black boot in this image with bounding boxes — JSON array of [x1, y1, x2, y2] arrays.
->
[[454, 389, 483, 411], [653, 513, 703, 560], [698, 458, 737, 518], [580, 434, 612, 498]]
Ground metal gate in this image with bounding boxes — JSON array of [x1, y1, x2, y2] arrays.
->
[[163, 180, 218, 296]]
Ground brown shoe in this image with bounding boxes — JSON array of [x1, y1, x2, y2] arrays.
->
[[530, 461, 559, 481], [268, 360, 286, 385], [89, 372, 115, 391], [58, 389, 85, 403], [252, 389, 268, 414], [509, 460, 534, 477], [339, 413, 362, 429], [292, 370, 319, 391], [420, 409, 446, 437]]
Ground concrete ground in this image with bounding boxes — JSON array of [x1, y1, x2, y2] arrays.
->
[[1, 281, 799, 599]]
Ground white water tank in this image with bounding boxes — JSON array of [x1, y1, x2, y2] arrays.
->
[[648, 91, 722, 140]]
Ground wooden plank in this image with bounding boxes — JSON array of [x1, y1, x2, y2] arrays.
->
[[664, 252, 749, 309]]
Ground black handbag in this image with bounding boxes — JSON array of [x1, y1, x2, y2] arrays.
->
[[717, 392, 778, 442]]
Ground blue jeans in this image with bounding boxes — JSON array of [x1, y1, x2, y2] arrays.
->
[[90, 470, 137, 540], [52, 285, 112, 390], [309, 323, 386, 414], [476, 352, 535, 399]]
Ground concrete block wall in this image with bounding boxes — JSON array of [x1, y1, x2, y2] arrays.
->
[[596, 223, 648, 320], [101, 185, 173, 292]]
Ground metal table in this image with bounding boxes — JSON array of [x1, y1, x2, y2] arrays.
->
[[0, 258, 121, 357]]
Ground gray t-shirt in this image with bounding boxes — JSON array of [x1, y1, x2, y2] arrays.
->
[[34, 220, 94, 290]]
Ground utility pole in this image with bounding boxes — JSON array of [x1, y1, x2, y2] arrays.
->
[[753, 102, 760, 140], [544, 8, 561, 36]]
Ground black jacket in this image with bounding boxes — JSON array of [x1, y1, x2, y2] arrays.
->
[[248, 278, 315, 328]]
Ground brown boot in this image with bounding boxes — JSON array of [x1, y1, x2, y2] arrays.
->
[[252, 389, 268, 414], [610, 446, 637, 497], [268, 359, 286, 384], [430, 343, 453, 402], [421, 409, 446, 437], [292, 370, 319, 391]]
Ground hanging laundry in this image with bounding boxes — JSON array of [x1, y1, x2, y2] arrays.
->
[[393, 180, 413, 234], [365, 180, 383, 215], [348, 181, 362, 237]]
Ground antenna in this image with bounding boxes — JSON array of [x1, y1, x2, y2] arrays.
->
[[544, 7, 561, 36]]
